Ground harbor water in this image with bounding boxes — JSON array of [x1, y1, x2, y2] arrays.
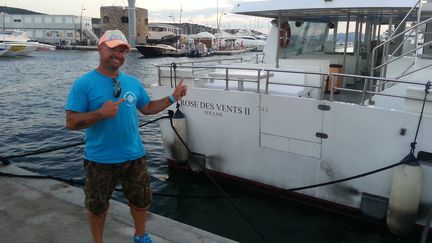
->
[[0, 50, 427, 243]]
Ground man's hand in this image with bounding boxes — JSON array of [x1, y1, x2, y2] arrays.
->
[[172, 79, 187, 101], [98, 98, 125, 118]]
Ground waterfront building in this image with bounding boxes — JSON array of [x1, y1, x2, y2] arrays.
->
[[0, 13, 96, 45]]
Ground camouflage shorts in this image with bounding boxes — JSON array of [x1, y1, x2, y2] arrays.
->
[[83, 156, 152, 216]]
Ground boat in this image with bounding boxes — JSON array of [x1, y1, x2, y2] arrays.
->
[[151, 0, 432, 235], [135, 44, 184, 58], [232, 31, 266, 51], [0, 31, 56, 56], [0, 44, 10, 57], [213, 34, 249, 55], [187, 42, 213, 58], [147, 23, 182, 45], [235, 36, 265, 52], [186, 32, 215, 57]]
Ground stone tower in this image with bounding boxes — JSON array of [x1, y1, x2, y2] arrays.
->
[[100, 6, 149, 44]]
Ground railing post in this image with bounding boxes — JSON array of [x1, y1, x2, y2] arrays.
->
[[320, 74, 326, 101], [361, 78, 369, 105], [225, 68, 229, 90], [330, 74, 335, 101], [257, 70, 261, 93], [265, 70, 270, 94], [157, 66, 161, 86]]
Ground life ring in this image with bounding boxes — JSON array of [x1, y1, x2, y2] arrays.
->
[[279, 21, 291, 49]]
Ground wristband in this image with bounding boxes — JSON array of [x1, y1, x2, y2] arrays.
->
[[169, 95, 176, 104]]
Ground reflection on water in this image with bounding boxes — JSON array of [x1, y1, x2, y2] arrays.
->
[[0, 50, 425, 243]]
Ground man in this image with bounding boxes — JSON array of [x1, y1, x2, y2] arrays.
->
[[65, 29, 187, 243]]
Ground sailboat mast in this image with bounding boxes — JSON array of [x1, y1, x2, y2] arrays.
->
[[127, 0, 137, 46]]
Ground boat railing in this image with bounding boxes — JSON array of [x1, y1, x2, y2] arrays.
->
[[330, 73, 431, 106], [371, 0, 432, 90], [243, 52, 265, 64], [262, 68, 326, 98], [159, 57, 244, 66], [157, 58, 432, 108]]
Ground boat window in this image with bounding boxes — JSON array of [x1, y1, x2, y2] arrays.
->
[[334, 21, 355, 53], [281, 21, 327, 57]]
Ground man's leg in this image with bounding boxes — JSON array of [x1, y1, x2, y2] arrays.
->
[[84, 160, 116, 243], [121, 157, 152, 238], [130, 205, 148, 236], [87, 211, 108, 243]]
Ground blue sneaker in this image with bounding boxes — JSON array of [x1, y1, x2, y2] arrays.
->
[[133, 233, 153, 243]]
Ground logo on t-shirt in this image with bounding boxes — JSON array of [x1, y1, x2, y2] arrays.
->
[[124, 91, 137, 107]]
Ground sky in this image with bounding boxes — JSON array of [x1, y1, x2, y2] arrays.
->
[[4, 0, 272, 33]]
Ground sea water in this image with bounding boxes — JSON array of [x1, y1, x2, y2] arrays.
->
[[0, 50, 426, 243]]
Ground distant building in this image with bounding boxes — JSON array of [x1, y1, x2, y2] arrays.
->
[[91, 18, 101, 38], [149, 23, 182, 35], [0, 13, 95, 45], [167, 23, 216, 35], [100, 6, 148, 44]]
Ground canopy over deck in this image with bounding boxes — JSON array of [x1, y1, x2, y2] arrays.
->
[[232, 0, 419, 23]]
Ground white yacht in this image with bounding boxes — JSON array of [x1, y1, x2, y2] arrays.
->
[[151, 0, 432, 235], [0, 30, 55, 56], [0, 44, 10, 57], [234, 35, 266, 51]]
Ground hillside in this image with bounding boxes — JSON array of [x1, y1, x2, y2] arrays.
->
[[0, 6, 45, 15]]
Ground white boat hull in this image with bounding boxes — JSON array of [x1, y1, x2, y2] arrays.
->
[[152, 85, 432, 226]]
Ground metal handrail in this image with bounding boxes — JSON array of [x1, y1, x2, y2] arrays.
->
[[371, 16, 432, 71], [155, 57, 244, 67], [396, 62, 432, 79], [374, 39, 432, 70], [329, 73, 430, 105], [158, 64, 430, 107], [370, 1, 432, 79], [387, 0, 421, 40]]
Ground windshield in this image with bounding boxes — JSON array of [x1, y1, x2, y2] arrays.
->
[[281, 21, 328, 57]]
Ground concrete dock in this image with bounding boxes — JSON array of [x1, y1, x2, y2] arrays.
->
[[0, 165, 237, 243]]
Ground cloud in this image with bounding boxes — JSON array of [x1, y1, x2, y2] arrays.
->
[[149, 6, 272, 33]]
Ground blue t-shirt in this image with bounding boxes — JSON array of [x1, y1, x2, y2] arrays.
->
[[65, 70, 150, 163]]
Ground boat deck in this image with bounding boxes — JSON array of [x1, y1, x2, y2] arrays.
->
[[0, 165, 236, 243]]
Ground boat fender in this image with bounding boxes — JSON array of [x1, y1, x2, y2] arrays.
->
[[279, 21, 291, 49], [172, 108, 189, 163], [387, 156, 422, 235]]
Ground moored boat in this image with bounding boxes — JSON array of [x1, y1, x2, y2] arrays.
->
[[0, 31, 56, 57], [151, 0, 432, 235], [0, 44, 10, 56], [136, 44, 184, 58]]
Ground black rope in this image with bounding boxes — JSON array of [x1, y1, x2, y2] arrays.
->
[[2, 101, 431, 241], [139, 115, 170, 128], [0, 171, 83, 186], [1, 115, 169, 166], [168, 109, 269, 243], [410, 81, 431, 154], [166, 107, 432, 242], [6, 141, 84, 160]]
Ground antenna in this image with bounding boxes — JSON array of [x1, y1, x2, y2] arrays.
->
[[179, 4, 183, 24]]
